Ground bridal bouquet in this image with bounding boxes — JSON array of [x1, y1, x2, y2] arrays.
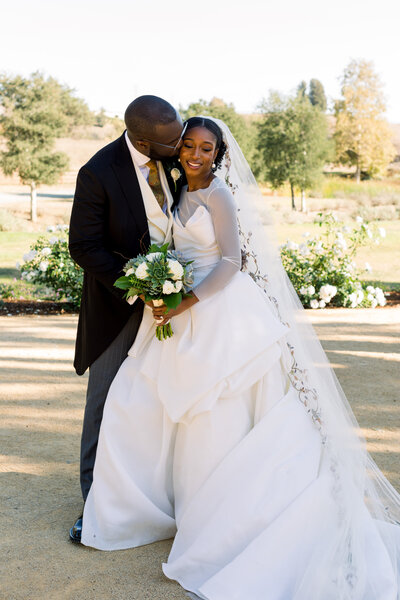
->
[[114, 244, 194, 340]]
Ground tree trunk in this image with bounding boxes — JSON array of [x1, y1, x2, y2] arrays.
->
[[300, 189, 306, 212], [30, 181, 37, 222], [355, 161, 361, 184], [290, 183, 296, 211]]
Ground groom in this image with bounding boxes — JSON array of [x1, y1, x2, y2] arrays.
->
[[68, 95, 185, 542]]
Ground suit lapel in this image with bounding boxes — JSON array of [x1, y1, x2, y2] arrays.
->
[[111, 134, 150, 248]]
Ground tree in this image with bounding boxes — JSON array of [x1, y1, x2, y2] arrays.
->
[[257, 92, 332, 211], [297, 81, 307, 99], [309, 79, 327, 111], [0, 72, 92, 221], [334, 59, 395, 182], [180, 97, 258, 168]]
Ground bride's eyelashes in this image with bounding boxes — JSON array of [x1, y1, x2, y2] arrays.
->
[[183, 142, 213, 152]]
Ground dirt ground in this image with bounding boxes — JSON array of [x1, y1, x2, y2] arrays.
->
[[0, 309, 399, 600]]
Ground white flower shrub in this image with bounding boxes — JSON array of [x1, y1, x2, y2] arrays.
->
[[280, 213, 387, 309], [19, 225, 83, 308]]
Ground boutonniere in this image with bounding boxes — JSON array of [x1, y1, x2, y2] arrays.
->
[[170, 168, 182, 191], [164, 159, 184, 192]]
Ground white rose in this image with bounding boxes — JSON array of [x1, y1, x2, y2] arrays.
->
[[314, 241, 323, 254], [125, 267, 135, 276], [310, 299, 319, 309], [367, 293, 374, 302], [39, 260, 49, 272], [47, 225, 55, 232], [371, 298, 378, 308], [319, 300, 326, 308], [328, 285, 337, 297], [378, 227, 386, 238], [336, 238, 347, 251], [299, 286, 307, 295], [319, 284, 337, 302], [286, 240, 299, 251], [59, 262, 64, 268], [147, 252, 163, 262], [366, 286, 375, 293], [356, 216, 363, 224], [135, 262, 149, 279], [15, 261, 21, 270], [49, 237, 58, 245], [299, 244, 310, 257], [23, 249, 37, 262], [173, 280, 183, 292], [162, 280, 176, 294], [167, 259, 184, 280], [357, 290, 364, 303], [307, 285, 315, 296], [364, 262, 372, 272], [375, 288, 386, 306], [41, 247, 52, 256]]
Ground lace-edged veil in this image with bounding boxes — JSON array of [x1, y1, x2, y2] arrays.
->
[[201, 116, 400, 595]]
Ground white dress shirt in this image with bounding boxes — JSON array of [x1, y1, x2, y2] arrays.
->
[[125, 131, 151, 181]]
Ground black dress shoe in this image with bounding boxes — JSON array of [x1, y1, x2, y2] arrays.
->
[[69, 515, 83, 543]]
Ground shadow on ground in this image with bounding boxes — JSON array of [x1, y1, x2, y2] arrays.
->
[[0, 310, 399, 599]]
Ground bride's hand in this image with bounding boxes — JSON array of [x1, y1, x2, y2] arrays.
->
[[139, 294, 154, 308], [152, 294, 198, 325]]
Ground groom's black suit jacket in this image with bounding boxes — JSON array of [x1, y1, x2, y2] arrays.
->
[[69, 132, 182, 376]]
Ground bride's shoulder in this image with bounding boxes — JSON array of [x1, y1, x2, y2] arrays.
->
[[206, 177, 235, 207]]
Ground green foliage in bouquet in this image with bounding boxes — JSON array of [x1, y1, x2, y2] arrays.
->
[[114, 243, 194, 339], [18, 225, 83, 308], [280, 213, 387, 309]]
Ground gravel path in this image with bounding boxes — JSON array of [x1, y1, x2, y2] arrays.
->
[[1, 309, 399, 600]]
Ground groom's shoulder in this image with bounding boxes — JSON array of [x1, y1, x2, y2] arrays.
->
[[83, 133, 126, 172]]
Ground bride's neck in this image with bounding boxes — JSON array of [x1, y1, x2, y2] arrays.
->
[[186, 173, 215, 192]]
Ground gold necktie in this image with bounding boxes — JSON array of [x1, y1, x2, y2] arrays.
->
[[147, 160, 165, 210]]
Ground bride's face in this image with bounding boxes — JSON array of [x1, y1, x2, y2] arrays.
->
[[180, 127, 219, 178]]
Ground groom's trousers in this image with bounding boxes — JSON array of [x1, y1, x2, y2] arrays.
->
[[80, 311, 143, 500]]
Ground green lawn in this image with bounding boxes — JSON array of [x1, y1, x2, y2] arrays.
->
[[0, 232, 42, 283]]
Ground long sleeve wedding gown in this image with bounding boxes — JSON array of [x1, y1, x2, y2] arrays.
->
[[81, 177, 399, 600]]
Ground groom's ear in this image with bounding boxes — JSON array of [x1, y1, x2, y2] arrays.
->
[[136, 139, 151, 155]]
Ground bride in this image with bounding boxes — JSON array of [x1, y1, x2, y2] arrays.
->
[[81, 116, 400, 599]]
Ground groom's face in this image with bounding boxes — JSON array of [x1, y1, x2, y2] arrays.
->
[[140, 119, 184, 160]]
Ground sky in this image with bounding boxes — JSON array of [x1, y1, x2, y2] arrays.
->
[[2, 0, 400, 122]]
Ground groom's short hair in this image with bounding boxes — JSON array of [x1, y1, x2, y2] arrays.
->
[[124, 95, 177, 137]]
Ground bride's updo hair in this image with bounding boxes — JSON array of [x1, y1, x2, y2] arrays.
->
[[184, 117, 227, 172]]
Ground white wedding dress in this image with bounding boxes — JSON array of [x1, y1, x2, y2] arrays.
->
[[82, 178, 399, 599]]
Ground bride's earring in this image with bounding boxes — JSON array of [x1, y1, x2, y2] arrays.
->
[[178, 158, 181, 162], [212, 163, 216, 169]]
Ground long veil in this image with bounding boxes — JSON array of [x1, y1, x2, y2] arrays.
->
[[203, 116, 400, 597]]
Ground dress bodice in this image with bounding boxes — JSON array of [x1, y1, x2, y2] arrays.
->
[[173, 178, 241, 300]]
